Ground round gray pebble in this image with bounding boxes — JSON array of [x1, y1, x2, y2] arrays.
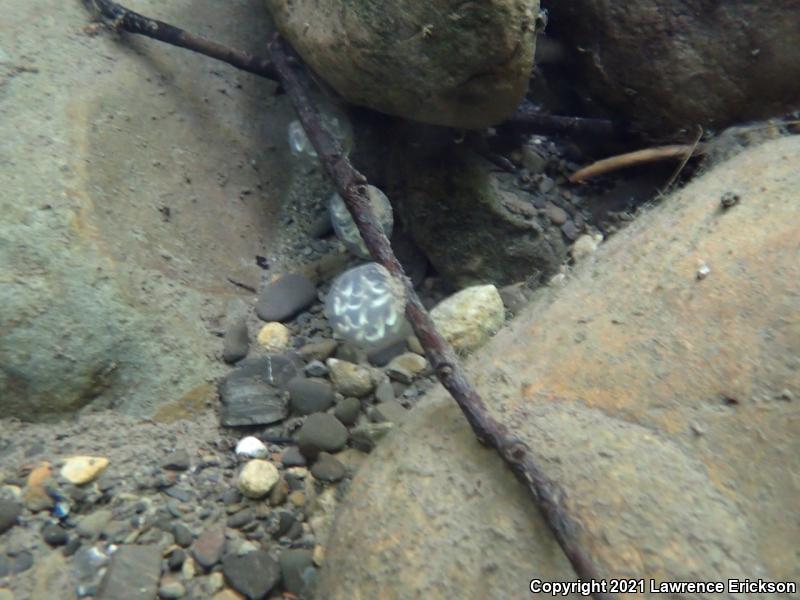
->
[[334, 397, 361, 426], [297, 413, 349, 459], [287, 376, 335, 416], [256, 274, 317, 322]]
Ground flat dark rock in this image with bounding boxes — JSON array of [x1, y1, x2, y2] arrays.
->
[[222, 550, 280, 599], [256, 274, 317, 322], [287, 376, 335, 415], [311, 452, 346, 483], [0, 498, 21, 534], [97, 545, 160, 600], [279, 549, 315, 595], [297, 413, 349, 459], [222, 317, 250, 364]]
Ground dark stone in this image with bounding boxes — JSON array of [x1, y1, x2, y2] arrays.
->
[[279, 549, 315, 595], [63, 537, 81, 557], [280, 447, 307, 468], [273, 511, 296, 538], [333, 397, 361, 426], [561, 220, 580, 241], [0, 499, 21, 534], [97, 545, 160, 600], [172, 523, 193, 548], [298, 339, 338, 362], [168, 548, 186, 571], [366, 338, 407, 367], [222, 550, 280, 599], [227, 508, 254, 530], [287, 377, 335, 416], [374, 379, 396, 403], [297, 413, 349, 459], [220, 488, 242, 506], [222, 317, 250, 364], [163, 486, 194, 502], [192, 526, 226, 570], [42, 522, 69, 546], [256, 274, 317, 322], [303, 360, 328, 378], [162, 449, 191, 471], [311, 453, 346, 483]]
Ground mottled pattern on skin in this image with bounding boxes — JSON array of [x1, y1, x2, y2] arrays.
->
[[325, 263, 406, 346]]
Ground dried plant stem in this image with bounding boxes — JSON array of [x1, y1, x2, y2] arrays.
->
[[570, 143, 708, 183]]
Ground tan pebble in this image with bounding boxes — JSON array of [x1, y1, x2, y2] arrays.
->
[[181, 556, 197, 580], [237, 459, 279, 499], [24, 462, 53, 511], [256, 322, 290, 352], [312, 544, 326, 566], [207, 572, 225, 593], [212, 589, 246, 600], [288, 490, 306, 508], [60, 456, 109, 485], [406, 335, 424, 355]]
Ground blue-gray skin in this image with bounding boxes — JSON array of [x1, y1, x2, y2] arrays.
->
[[329, 185, 393, 259], [325, 263, 406, 347]]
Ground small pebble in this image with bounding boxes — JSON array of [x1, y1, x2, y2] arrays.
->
[[222, 318, 249, 364], [280, 447, 307, 468], [287, 377, 335, 415], [0, 499, 22, 534], [256, 322, 291, 353], [279, 549, 315, 596], [235, 436, 268, 459], [327, 358, 375, 397], [158, 576, 186, 599], [385, 352, 427, 384], [162, 449, 191, 471], [237, 460, 280, 499], [304, 360, 328, 377], [310, 453, 346, 483], [192, 526, 226, 569], [297, 413, 349, 459], [334, 397, 361, 426], [221, 550, 280, 600], [60, 456, 109, 486], [41, 522, 69, 546], [256, 274, 317, 322], [172, 523, 193, 548]]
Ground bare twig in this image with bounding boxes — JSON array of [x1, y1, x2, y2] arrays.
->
[[569, 143, 708, 183], [268, 35, 613, 599], [659, 126, 704, 196], [84, 0, 279, 81], [509, 103, 620, 138]]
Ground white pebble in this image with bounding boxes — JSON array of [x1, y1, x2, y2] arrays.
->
[[237, 459, 280, 499], [235, 436, 268, 459]]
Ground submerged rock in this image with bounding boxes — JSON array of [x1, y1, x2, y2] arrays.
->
[[265, 0, 540, 128]]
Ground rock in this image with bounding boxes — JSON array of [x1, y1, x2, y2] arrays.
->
[[222, 317, 249, 364], [373, 378, 396, 403], [430, 285, 505, 353], [385, 352, 427, 383], [545, 1, 800, 134], [350, 422, 395, 453], [158, 576, 186, 599], [162, 449, 191, 471], [0, 499, 21, 534], [255, 274, 317, 322], [24, 462, 53, 512], [41, 523, 68, 546], [303, 360, 328, 378], [389, 147, 567, 288], [218, 361, 291, 427], [287, 377, 335, 415], [265, 0, 540, 128], [269, 478, 289, 506], [316, 136, 800, 597], [167, 549, 186, 571], [368, 401, 408, 424], [172, 523, 193, 548], [326, 359, 374, 397], [97, 545, 160, 600], [333, 397, 361, 426], [255, 322, 290, 353], [60, 456, 109, 485], [298, 339, 338, 362], [310, 453, 346, 483], [76, 509, 113, 538], [279, 549, 315, 596], [30, 552, 76, 600], [298, 414, 349, 459], [280, 447, 307, 468], [237, 460, 280, 499], [226, 508, 254, 530], [366, 338, 407, 367], [570, 233, 603, 262], [221, 550, 280, 600], [193, 526, 226, 570], [235, 436, 268, 459]]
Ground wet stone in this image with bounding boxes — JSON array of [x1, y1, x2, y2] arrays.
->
[[167, 549, 186, 571], [222, 317, 249, 364], [350, 422, 394, 453], [281, 447, 307, 468], [287, 377, 335, 416], [162, 449, 191, 471], [97, 545, 160, 600], [41, 523, 68, 546], [193, 526, 226, 570], [221, 550, 280, 600], [279, 549, 315, 596], [227, 508, 254, 530], [310, 453, 346, 483], [0, 499, 21, 534], [298, 413, 349, 459], [256, 274, 317, 322], [333, 397, 361, 427]]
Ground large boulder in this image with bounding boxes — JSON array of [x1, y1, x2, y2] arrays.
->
[[265, 0, 540, 129], [543, 0, 800, 134], [0, 0, 297, 421], [317, 135, 800, 597]]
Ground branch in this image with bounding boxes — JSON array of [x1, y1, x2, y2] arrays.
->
[[508, 104, 620, 138], [268, 35, 614, 599], [83, 0, 279, 81], [569, 143, 707, 183]]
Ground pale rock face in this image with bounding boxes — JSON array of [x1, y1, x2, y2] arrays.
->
[[265, 0, 540, 128], [60, 456, 109, 486], [237, 459, 280, 499], [256, 322, 291, 353], [430, 285, 505, 353]]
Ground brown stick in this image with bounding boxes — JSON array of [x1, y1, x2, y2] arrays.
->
[[509, 104, 620, 138], [268, 34, 614, 599], [569, 143, 707, 183], [83, 0, 279, 81]]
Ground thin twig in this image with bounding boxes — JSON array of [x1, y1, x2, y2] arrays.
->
[[569, 143, 708, 183], [509, 104, 620, 138], [659, 126, 704, 196], [268, 35, 614, 599], [84, 0, 279, 81]]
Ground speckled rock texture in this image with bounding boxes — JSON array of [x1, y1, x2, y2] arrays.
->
[[544, 0, 800, 134], [317, 136, 800, 598], [264, 0, 540, 128]]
